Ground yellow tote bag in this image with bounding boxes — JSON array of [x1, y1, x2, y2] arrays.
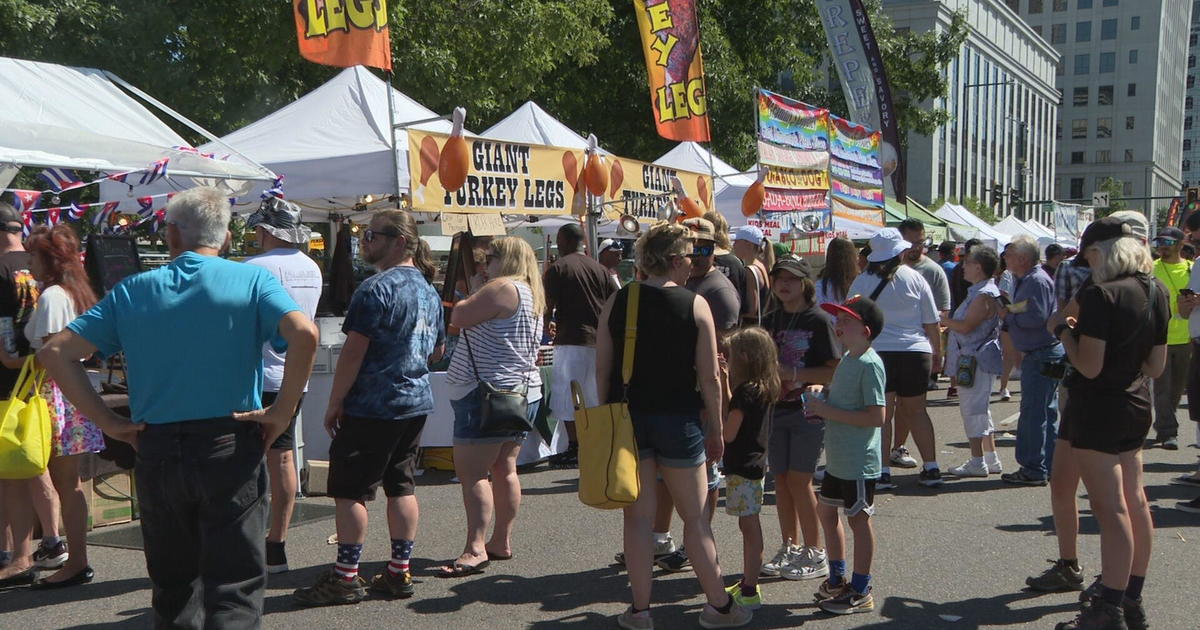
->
[[0, 357, 52, 480], [575, 282, 641, 509]]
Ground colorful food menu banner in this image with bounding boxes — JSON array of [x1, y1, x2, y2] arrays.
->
[[754, 89, 832, 234], [829, 114, 885, 229], [633, 0, 711, 142], [407, 130, 710, 220]]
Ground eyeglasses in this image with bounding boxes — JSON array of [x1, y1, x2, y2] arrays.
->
[[363, 228, 400, 244], [688, 244, 715, 258]]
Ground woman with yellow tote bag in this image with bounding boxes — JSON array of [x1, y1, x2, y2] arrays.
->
[[0, 357, 51, 479], [593, 223, 749, 629]]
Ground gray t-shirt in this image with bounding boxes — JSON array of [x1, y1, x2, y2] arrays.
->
[[686, 268, 740, 331], [912, 255, 951, 312]]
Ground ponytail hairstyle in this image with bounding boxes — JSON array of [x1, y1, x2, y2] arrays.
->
[[26, 225, 97, 314], [865, 254, 903, 284], [372, 209, 421, 262], [413, 238, 436, 284]]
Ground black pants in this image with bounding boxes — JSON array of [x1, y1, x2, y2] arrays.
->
[[135, 418, 267, 630]]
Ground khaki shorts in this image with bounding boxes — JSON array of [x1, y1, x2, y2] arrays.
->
[[724, 474, 764, 517]]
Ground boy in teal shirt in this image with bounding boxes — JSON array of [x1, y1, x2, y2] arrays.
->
[[805, 296, 887, 615]]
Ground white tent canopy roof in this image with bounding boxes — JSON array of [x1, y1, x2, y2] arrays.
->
[[653, 142, 755, 194], [934, 204, 1012, 247], [993, 215, 1044, 240], [482, 101, 595, 150], [0, 56, 272, 184]]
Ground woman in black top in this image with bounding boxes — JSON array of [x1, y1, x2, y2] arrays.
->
[[1047, 223, 1168, 630], [596, 223, 747, 627]]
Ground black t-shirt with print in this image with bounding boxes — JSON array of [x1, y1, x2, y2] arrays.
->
[[0, 251, 36, 395], [724, 382, 770, 480], [763, 305, 839, 405], [713, 253, 747, 310]]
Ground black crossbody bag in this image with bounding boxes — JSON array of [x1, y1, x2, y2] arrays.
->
[[462, 327, 535, 435]]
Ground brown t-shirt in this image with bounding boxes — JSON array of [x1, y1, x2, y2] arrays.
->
[[543, 253, 615, 346]]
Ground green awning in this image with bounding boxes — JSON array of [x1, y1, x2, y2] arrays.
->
[[885, 198, 951, 242]]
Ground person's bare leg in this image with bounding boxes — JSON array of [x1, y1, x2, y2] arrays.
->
[[334, 499, 369, 546], [624, 460, 659, 610], [847, 512, 874, 578], [42, 456, 88, 582], [881, 394, 897, 473], [486, 442, 522, 558], [386, 495, 419, 544], [817, 502, 843, 570], [266, 448, 297, 543], [738, 514, 763, 589], [1050, 440, 1082, 562], [26, 470, 60, 542], [661, 464, 728, 607], [0, 480, 34, 579], [446, 443, 500, 568], [968, 437, 984, 458], [774, 474, 798, 545], [653, 479, 673, 534], [785, 472, 820, 549], [900, 395, 937, 463], [1120, 450, 1153, 579], [1076, 449, 1132, 592]]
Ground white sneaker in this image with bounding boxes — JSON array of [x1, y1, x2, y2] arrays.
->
[[985, 457, 1003, 475], [998, 388, 1012, 401], [949, 460, 988, 478], [813, 468, 826, 482], [617, 607, 654, 630], [698, 601, 752, 629], [889, 446, 918, 468], [760, 540, 797, 577], [781, 546, 829, 581]]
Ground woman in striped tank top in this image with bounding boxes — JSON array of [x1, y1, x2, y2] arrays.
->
[[439, 237, 544, 577]]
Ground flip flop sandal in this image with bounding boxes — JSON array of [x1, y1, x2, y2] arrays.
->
[[436, 560, 490, 578], [486, 551, 513, 561]]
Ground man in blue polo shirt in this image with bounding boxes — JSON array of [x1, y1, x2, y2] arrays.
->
[[39, 187, 318, 629]]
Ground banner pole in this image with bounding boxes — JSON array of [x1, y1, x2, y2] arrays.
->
[[385, 69, 401, 208]]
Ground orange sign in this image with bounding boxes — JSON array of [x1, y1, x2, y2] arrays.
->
[[294, 0, 392, 71], [633, 0, 711, 142]]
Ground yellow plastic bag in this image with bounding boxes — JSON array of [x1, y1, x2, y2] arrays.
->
[[575, 282, 641, 509], [0, 357, 52, 479]]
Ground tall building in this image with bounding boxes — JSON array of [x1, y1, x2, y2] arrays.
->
[[884, 0, 1060, 222], [1011, 0, 1189, 208], [1183, 1, 1200, 188]]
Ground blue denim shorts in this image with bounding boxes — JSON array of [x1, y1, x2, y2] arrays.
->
[[451, 386, 540, 446], [631, 411, 705, 468]]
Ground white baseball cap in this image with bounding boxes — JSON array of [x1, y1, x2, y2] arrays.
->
[[598, 238, 623, 254], [733, 225, 764, 245], [867, 227, 911, 262]]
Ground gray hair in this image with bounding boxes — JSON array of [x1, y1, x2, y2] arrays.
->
[[1008, 235, 1040, 265], [1091, 236, 1153, 284], [165, 187, 231, 250]]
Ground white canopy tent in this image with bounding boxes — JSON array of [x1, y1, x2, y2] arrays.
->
[[482, 101, 594, 150], [0, 56, 273, 192], [993, 215, 1045, 240], [934, 204, 1012, 247], [99, 66, 453, 217]]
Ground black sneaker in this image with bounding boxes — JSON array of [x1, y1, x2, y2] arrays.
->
[[918, 467, 943, 488], [1001, 470, 1048, 486], [1122, 596, 1148, 630], [266, 541, 288, 574], [1026, 559, 1085, 592], [655, 548, 692, 573], [293, 570, 367, 606], [1079, 575, 1102, 602], [369, 569, 415, 598], [1055, 595, 1128, 630], [552, 445, 578, 468], [33, 540, 68, 570], [1160, 437, 1179, 450]]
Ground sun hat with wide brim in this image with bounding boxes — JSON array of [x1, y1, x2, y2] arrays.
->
[[866, 227, 910, 262], [246, 196, 312, 245]]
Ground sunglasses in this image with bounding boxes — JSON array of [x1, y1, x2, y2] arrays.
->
[[1154, 239, 1179, 247], [688, 244, 715, 258], [363, 228, 400, 243]]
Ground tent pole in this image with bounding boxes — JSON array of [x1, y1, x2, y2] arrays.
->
[[386, 70, 401, 209]]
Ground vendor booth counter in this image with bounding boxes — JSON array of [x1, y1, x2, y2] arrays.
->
[[300, 317, 568, 474]]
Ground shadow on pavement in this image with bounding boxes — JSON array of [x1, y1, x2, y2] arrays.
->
[[995, 512, 1100, 536], [843, 591, 1077, 629], [0, 575, 151, 614]]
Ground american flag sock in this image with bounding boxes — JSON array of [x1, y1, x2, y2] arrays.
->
[[388, 539, 414, 576], [333, 543, 363, 581]]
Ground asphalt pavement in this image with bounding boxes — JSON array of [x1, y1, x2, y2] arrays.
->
[[2, 385, 1199, 629]]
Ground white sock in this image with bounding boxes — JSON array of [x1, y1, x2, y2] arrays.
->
[[653, 532, 671, 545], [968, 456, 984, 467], [985, 451, 1001, 465], [923, 461, 940, 471]]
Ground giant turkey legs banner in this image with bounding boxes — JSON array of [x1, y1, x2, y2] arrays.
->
[[816, 0, 903, 200], [633, 0, 712, 142]]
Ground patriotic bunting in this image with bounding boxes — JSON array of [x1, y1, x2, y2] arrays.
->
[[8, 190, 42, 212], [37, 168, 84, 193]]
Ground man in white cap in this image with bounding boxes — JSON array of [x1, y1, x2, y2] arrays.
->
[[732, 225, 770, 325], [597, 238, 623, 290], [243, 196, 323, 573]]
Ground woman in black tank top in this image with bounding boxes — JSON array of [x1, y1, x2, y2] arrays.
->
[[595, 223, 749, 625]]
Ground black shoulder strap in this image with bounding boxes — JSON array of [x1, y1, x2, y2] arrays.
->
[[869, 276, 888, 302]]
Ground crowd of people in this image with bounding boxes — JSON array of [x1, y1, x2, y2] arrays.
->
[[0, 187, 1196, 630]]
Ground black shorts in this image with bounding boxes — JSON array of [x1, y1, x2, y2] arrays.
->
[[261, 391, 305, 451], [1063, 385, 1151, 455], [877, 351, 933, 398], [819, 472, 876, 516], [327, 415, 426, 501]]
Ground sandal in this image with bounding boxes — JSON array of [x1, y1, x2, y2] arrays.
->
[[436, 560, 490, 578], [485, 550, 513, 561]]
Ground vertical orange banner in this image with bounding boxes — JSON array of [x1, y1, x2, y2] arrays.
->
[[294, 0, 392, 71], [632, 0, 711, 142]]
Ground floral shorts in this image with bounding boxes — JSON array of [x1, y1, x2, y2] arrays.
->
[[724, 474, 764, 517], [43, 379, 104, 457]]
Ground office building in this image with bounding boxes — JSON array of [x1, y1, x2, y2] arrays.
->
[[1183, 1, 1200, 189], [1011, 0, 1189, 207], [884, 0, 1060, 221]]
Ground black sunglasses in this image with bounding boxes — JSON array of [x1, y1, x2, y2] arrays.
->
[[363, 228, 401, 244]]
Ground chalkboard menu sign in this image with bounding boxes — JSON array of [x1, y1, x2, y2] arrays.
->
[[85, 235, 142, 295]]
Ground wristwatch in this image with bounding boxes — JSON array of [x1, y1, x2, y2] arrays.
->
[[1053, 322, 1070, 339]]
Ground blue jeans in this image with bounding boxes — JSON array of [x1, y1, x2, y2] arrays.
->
[[1017, 344, 1064, 479], [451, 386, 540, 445]]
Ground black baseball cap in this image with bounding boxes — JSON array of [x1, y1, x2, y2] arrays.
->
[[1045, 243, 1064, 259], [1153, 227, 1185, 246], [771, 258, 813, 279], [820, 295, 885, 341], [1076, 216, 1133, 268]]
